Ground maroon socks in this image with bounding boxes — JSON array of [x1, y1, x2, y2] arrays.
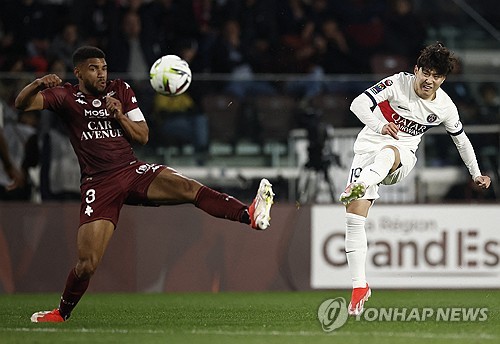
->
[[58, 268, 90, 320], [195, 186, 250, 224]]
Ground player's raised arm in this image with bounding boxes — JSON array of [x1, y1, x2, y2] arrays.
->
[[15, 74, 62, 111]]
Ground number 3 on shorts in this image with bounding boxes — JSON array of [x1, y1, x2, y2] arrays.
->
[[85, 189, 96, 204]]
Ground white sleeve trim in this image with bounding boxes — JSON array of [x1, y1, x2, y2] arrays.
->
[[451, 131, 482, 179], [350, 93, 385, 134], [126, 107, 145, 122]]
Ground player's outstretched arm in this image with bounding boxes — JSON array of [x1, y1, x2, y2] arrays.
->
[[15, 74, 62, 111]]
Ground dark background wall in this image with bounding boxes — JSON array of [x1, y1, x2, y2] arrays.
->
[[0, 202, 311, 294]]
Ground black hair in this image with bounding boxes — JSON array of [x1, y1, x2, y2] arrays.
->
[[416, 42, 457, 76], [72, 46, 106, 67]]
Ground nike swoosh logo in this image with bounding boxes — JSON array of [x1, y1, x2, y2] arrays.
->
[[369, 169, 381, 176], [397, 105, 410, 111]]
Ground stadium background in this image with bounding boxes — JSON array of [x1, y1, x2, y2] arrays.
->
[[1, 0, 500, 294]]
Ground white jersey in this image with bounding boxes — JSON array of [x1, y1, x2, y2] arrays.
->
[[352, 72, 461, 154], [350, 72, 482, 179]]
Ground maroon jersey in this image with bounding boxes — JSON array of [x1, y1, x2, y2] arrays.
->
[[41, 80, 141, 179]]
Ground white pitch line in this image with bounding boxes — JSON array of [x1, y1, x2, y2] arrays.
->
[[1, 328, 169, 335], [1, 327, 497, 341], [190, 329, 497, 340]]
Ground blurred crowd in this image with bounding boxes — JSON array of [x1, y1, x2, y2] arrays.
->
[[0, 0, 426, 76], [1, 0, 500, 202]]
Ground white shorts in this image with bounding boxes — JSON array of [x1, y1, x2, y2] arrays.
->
[[345, 146, 417, 200]]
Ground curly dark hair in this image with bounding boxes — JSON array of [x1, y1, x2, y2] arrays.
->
[[416, 42, 457, 76], [72, 46, 106, 67]]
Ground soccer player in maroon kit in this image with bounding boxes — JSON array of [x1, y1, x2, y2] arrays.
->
[[15, 46, 274, 323]]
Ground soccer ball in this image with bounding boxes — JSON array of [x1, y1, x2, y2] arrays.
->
[[149, 55, 192, 96]]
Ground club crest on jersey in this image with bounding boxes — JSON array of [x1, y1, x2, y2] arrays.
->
[[427, 114, 437, 123], [92, 99, 102, 107]]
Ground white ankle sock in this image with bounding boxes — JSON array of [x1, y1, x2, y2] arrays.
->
[[345, 213, 368, 288], [358, 148, 395, 187]]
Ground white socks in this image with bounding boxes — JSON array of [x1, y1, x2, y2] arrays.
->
[[345, 213, 368, 288], [358, 147, 395, 187], [344, 148, 395, 288]]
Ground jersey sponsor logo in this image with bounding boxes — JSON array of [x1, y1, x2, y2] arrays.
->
[[92, 99, 102, 107], [84, 108, 111, 118], [81, 120, 124, 140], [379, 100, 430, 136], [131, 96, 137, 103], [76, 98, 87, 105]]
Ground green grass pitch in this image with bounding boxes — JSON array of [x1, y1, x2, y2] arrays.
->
[[0, 290, 499, 343]]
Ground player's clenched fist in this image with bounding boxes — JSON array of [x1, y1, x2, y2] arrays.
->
[[474, 175, 491, 189], [105, 96, 123, 118], [38, 74, 62, 88]]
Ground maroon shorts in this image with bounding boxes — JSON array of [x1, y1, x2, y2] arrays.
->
[[79, 161, 166, 227]]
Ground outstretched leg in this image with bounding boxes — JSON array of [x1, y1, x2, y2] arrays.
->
[[147, 168, 274, 230]]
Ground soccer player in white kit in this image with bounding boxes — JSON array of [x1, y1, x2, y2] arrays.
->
[[339, 42, 491, 316]]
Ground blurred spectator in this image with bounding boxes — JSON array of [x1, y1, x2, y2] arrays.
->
[[0, 57, 33, 112], [316, 18, 360, 74], [238, 0, 279, 73], [0, 100, 24, 194], [107, 11, 152, 77], [141, 0, 179, 57], [71, 0, 119, 49], [25, 36, 51, 75], [382, 0, 426, 62], [39, 115, 81, 200], [275, 0, 316, 73], [151, 39, 209, 165], [441, 58, 478, 124], [49, 22, 83, 72], [211, 19, 276, 99], [0, 0, 55, 57], [0, 110, 39, 201], [37, 56, 81, 200], [107, 10, 157, 114], [331, 0, 386, 73], [0, 17, 16, 69], [476, 82, 500, 124]]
